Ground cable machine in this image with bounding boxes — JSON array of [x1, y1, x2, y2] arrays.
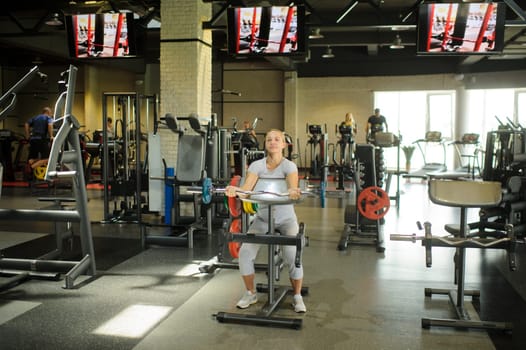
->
[[101, 92, 151, 223]]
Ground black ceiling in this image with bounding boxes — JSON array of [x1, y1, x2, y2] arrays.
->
[[0, 1, 525, 77], [208, 0, 526, 76]]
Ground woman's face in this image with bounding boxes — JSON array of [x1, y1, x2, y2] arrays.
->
[[265, 130, 285, 154]]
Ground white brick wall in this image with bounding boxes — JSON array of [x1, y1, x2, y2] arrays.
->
[[158, 127, 178, 167], [158, 0, 212, 215], [161, 0, 212, 44], [160, 0, 211, 118]]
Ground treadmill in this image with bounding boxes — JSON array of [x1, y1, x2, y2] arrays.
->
[[404, 131, 447, 180]]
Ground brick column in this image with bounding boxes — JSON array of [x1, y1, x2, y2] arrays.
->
[[283, 70, 298, 140], [160, 0, 212, 119], [160, 0, 211, 162], [154, 1, 211, 215]]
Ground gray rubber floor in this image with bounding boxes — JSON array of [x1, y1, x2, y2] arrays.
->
[[0, 182, 524, 350]]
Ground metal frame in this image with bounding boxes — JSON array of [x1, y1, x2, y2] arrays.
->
[[0, 65, 96, 291], [101, 92, 144, 223], [142, 114, 209, 249], [338, 144, 385, 253], [421, 179, 513, 331], [214, 199, 308, 330], [391, 179, 516, 332]]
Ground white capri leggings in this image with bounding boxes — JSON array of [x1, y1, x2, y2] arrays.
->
[[238, 216, 303, 280]]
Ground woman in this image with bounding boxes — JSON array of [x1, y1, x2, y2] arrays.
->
[[341, 112, 357, 136], [225, 129, 306, 313]]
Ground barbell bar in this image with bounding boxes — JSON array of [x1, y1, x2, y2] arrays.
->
[[187, 177, 315, 205]]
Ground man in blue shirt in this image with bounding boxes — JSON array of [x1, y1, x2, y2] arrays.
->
[[24, 107, 54, 161]]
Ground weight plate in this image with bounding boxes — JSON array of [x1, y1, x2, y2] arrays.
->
[[228, 218, 242, 258], [357, 186, 390, 220], [228, 176, 242, 217], [33, 166, 47, 180], [202, 177, 213, 204]]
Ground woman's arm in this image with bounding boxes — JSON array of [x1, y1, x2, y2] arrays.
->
[[225, 171, 258, 197], [286, 170, 301, 200], [240, 172, 258, 192]]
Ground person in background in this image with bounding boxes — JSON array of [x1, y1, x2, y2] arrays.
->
[[25, 106, 54, 163], [341, 112, 358, 136], [243, 120, 256, 138], [241, 119, 259, 150], [106, 117, 114, 139], [225, 129, 306, 313], [366, 108, 388, 142]]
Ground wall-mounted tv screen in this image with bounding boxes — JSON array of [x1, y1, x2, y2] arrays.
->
[[66, 13, 137, 58], [227, 5, 306, 57], [417, 2, 506, 54]]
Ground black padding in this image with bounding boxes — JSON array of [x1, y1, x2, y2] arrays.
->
[[165, 113, 178, 132], [187, 114, 202, 132]]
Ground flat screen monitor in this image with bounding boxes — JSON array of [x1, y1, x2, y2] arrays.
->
[[227, 5, 306, 57], [417, 2, 506, 54], [66, 13, 138, 58]]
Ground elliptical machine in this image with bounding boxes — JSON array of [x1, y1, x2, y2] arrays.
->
[[305, 124, 327, 179], [333, 123, 355, 190]]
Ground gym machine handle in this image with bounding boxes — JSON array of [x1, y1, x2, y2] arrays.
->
[[424, 222, 432, 268], [0, 66, 47, 121]]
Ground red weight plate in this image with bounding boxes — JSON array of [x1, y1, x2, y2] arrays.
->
[[228, 176, 242, 217], [228, 218, 242, 258], [357, 186, 390, 220], [228, 242, 241, 259]]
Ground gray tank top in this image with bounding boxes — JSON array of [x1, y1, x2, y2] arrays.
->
[[247, 157, 298, 223]]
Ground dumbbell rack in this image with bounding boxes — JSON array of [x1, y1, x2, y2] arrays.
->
[[338, 144, 388, 253]]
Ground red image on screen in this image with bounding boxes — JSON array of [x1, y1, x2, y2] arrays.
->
[[422, 3, 502, 53], [71, 13, 131, 58], [230, 6, 300, 55]]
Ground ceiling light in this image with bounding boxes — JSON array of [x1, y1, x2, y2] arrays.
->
[[45, 13, 63, 26], [309, 28, 324, 40], [322, 46, 335, 59], [390, 35, 405, 49]]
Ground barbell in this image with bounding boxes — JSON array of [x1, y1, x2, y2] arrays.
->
[[390, 222, 518, 270], [191, 179, 389, 222], [188, 177, 314, 205]]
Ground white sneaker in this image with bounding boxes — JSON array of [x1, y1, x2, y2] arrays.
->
[[293, 294, 307, 313], [236, 291, 257, 309]]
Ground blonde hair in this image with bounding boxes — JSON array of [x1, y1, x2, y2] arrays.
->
[[265, 129, 286, 141]]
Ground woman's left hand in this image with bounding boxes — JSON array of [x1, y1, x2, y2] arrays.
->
[[288, 188, 301, 200]]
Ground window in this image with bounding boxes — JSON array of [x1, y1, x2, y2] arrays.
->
[[375, 91, 454, 171], [516, 90, 526, 127], [465, 89, 514, 147], [376, 88, 522, 175], [428, 93, 453, 139]]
